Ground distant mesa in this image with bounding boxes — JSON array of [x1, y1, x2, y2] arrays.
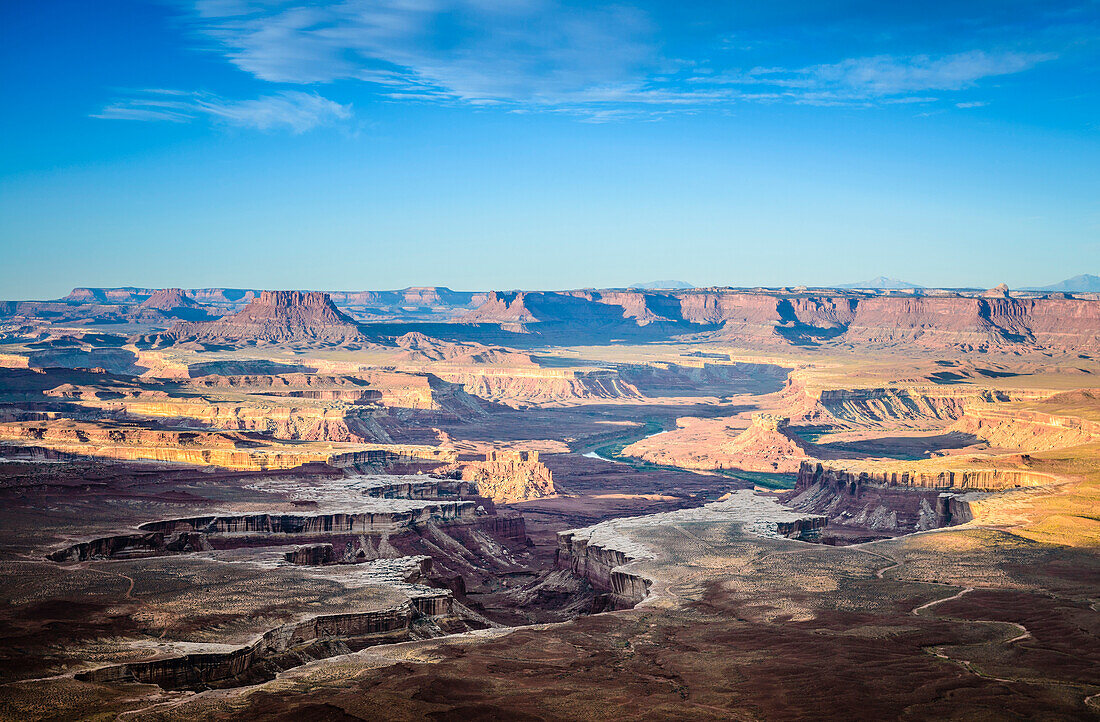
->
[[982, 283, 1011, 298], [158, 290, 369, 346], [1027, 273, 1100, 293], [132, 288, 210, 322], [837, 276, 924, 289], [138, 288, 202, 311], [628, 280, 694, 290]]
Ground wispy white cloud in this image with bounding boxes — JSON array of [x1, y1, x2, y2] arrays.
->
[[796, 51, 1053, 96], [698, 50, 1054, 105], [94, 89, 352, 132], [186, 0, 658, 104], [153, 1, 1071, 120]]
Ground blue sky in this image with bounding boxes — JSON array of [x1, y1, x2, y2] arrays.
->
[[1, 0, 1098, 298]]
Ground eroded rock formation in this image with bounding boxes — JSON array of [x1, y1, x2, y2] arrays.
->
[[157, 291, 370, 345], [461, 289, 1100, 352], [440, 451, 556, 503]]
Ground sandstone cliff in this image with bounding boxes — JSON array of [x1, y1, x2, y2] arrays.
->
[[438, 451, 556, 503], [460, 289, 1100, 352]]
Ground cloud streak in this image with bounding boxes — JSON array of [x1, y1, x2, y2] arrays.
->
[[118, 1, 1081, 123], [94, 90, 352, 132]]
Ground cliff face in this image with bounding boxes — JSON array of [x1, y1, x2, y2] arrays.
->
[[0, 420, 456, 471], [140, 504, 478, 537], [782, 375, 1040, 428], [795, 460, 1055, 493], [785, 461, 1057, 537], [555, 531, 651, 608], [76, 592, 450, 690], [49, 502, 482, 563], [460, 290, 1100, 352], [52, 391, 393, 444]]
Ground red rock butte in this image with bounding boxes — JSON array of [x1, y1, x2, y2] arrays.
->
[[160, 290, 369, 345]]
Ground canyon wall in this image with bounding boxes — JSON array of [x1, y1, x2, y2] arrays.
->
[[461, 289, 1100, 352], [783, 375, 1043, 427], [796, 461, 1056, 493], [948, 405, 1100, 451], [787, 461, 1059, 539], [76, 597, 445, 690], [555, 531, 651, 608], [0, 421, 456, 471]]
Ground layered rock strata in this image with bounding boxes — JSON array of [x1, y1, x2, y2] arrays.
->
[[796, 460, 1056, 492], [786, 461, 1059, 539], [0, 421, 455, 471], [438, 450, 556, 503], [461, 289, 1100, 351], [948, 405, 1100, 451]]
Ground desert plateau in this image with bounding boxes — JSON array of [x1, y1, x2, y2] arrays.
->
[[0, 282, 1097, 719], [4, 1, 1100, 718]]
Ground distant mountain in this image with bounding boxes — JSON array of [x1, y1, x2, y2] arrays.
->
[[1027, 274, 1100, 293], [629, 280, 694, 290], [837, 276, 924, 289]]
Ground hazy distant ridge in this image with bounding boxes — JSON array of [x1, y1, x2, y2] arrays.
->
[[1026, 274, 1100, 292], [836, 276, 924, 289], [628, 280, 694, 290]]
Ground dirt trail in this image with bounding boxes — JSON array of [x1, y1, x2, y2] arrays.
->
[[84, 564, 136, 599]]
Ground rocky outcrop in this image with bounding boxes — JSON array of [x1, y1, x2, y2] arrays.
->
[[556, 531, 651, 608], [717, 414, 816, 473], [439, 451, 555, 503], [284, 543, 336, 565], [158, 291, 369, 345], [624, 413, 817, 474]]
